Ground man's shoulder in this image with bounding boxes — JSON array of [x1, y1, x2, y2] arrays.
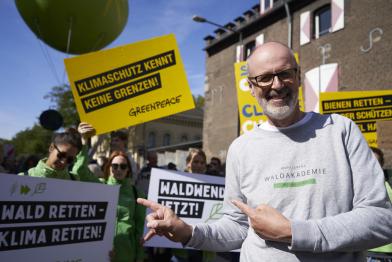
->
[[228, 129, 259, 152], [307, 112, 354, 128]]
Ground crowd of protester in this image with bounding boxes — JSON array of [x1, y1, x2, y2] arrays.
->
[[1, 120, 391, 262], [2, 41, 392, 262]]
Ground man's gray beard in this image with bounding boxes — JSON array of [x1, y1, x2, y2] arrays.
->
[[258, 92, 298, 120]]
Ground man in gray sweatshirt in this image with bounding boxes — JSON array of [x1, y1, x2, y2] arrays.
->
[[137, 42, 392, 261]]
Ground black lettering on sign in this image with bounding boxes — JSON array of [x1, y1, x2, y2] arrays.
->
[[322, 95, 392, 113], [75, 50, 176, 96], [157, 198, 204, 218], [81, 73, 162, 113], [0, 222, 105, 251], [354, 107, 392, 121], [128, 94, 182, 117], [325, 107, 392, 122], [158, 179, 225, 201], [0, 201, 107, 224], [356, 121, 377, 133]]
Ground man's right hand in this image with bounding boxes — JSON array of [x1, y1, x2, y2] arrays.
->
[[137, 198, 193, 244]]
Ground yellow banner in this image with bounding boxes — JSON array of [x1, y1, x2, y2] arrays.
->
[[234, 52, 304, 134], [234, 62, 266, 134], [319, 90, 392, 147], [64, 34, 195, 135]]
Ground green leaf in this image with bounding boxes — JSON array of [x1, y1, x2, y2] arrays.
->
[[205, 202, 224, 222]]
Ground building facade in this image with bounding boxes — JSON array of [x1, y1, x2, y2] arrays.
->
[[129, 108, 203, 168], [91, 108, 203, 170], [202, 0, 392, 167]]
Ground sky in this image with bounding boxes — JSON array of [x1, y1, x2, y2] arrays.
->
[[0, 0, 257, 140]]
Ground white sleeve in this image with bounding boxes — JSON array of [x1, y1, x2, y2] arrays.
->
[[291, 120, 392, 252], [186, 142, 249, 251]]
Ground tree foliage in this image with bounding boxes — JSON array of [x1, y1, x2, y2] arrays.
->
[[193, 94, 205, 109], [11, 124, 53, 157], [44, 84, 79, 128], [10, 85, 78, 157]]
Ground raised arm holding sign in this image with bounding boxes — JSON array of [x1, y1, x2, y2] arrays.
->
[[19, 122, 98, 183]]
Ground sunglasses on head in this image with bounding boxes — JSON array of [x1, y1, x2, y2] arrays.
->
[[111, 163, 128, 171], [53, 144, 75, 164]]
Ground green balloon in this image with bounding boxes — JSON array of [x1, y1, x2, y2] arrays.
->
[[15, 0, 129, 54]]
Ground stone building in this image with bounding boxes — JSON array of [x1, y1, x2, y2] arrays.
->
[[201, 0, 392, 167], [128, 108, 203, 170], [92, 108, 203, 171]]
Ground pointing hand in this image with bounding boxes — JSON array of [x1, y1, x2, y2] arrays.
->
[[232, 199, 292, 243], [137, 198, 193, 244]]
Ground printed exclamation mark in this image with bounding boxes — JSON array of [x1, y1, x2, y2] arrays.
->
[[98, 225, 102, 238], [195, 203, 199, 216]]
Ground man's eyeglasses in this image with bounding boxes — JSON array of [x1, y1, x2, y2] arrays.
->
[[111, 163, 128, 171], [53, 144, 75, 164], [248, 68, 297, 88]]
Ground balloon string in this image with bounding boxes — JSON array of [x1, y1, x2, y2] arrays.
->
[[65, 16, 73, 54], [62, 16, 73, 84], [33, 18, 62, 87]]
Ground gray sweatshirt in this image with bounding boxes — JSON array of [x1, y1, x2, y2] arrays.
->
[[187, 113, 392, 262]]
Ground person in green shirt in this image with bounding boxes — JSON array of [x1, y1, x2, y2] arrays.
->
[[368, 147, 392, 262], [20, 122, 100, 183], [104, 151, 146, 262]]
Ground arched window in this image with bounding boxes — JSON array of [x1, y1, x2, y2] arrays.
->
[[314, 5, 331, 38], [147, 132, 156, 148], [163, 133, 171, 146]]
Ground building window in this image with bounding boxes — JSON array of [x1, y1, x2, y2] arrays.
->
[[264, 0, 271, 10], [181, 135, 188, 142], [163, 133, 171, 146], [245, 40, 256, 59], [314, 5, 331, 38], [147, 132, 156, 148], [262, 0, 278, 11]]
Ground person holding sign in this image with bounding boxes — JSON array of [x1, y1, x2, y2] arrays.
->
[[20, 122, 99, 182], [103, 151, 146, 262], [137, 42, 392, 262]]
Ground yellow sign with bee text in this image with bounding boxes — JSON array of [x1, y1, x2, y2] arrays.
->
[[65, 34, 195, 134], [320, 90, 392, 147]]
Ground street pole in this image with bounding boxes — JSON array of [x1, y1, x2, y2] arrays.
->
[[192, 15, 243, 45]]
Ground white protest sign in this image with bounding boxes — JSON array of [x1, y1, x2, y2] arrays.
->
[[144, 168, 225, 248], [0, 173, 119, 262]]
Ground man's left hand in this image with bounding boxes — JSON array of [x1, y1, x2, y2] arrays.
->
[[232, 200, 292, 243]]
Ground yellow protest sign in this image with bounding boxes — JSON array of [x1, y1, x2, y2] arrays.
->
[[234, 52, 304, 134], [64, 34, 195, 134], [320, 90, 392, 147], [234, 62, 266, 134]]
